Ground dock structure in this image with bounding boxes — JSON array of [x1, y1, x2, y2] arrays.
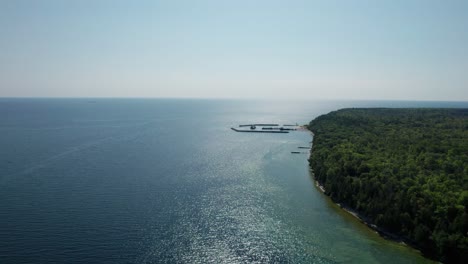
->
[[262, 127, 296, 131], [239, 124, 279, 127], [231, 128, 289, 133], [232, 122, 301, 134]]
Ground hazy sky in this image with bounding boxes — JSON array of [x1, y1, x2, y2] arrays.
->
[[1, 0, 467, 100]]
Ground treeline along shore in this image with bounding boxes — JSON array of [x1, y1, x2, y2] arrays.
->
[[307, 108, 468, 263]]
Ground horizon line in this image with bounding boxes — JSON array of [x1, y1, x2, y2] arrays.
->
[[0, 96, 468, 103]]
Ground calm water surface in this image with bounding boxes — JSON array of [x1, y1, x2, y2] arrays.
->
[[2, 98, 465, 263]]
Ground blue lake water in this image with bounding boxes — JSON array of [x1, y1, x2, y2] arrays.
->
[[1, 98, 466, 263]]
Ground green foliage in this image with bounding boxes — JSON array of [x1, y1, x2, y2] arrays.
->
[[308, 108, 468, 263]]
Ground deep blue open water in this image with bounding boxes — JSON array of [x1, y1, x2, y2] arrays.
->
[[1, 98, 466, 263]]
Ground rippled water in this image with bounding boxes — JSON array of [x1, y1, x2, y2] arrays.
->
[[2, 98, 463, 263]]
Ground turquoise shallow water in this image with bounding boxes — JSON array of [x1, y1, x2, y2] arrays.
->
[[1, 98, 465, 263]]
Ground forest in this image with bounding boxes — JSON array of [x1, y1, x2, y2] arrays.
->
[[308, 108, 467, 263]]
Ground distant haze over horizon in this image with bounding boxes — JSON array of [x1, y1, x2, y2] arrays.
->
[[1, 0, 467, 101]]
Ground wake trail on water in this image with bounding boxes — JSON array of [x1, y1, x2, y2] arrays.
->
[[0, 123, 155, 186]]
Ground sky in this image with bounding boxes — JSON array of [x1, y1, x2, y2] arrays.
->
[[0, 0, 467, 100]]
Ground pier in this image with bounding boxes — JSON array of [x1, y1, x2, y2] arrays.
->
[[232, 122, 301, 134], [262, 127, 296, 131], [239, 124, 279, 127], [231, 128, 289, 133]]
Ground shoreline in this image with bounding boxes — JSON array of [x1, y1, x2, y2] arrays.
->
[[305, 108, 468, 263], [308, 130, 423, 255], [315, 179, 409, 244]]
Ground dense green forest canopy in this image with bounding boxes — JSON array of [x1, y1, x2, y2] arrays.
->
[[308, 108, 468, 263]]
